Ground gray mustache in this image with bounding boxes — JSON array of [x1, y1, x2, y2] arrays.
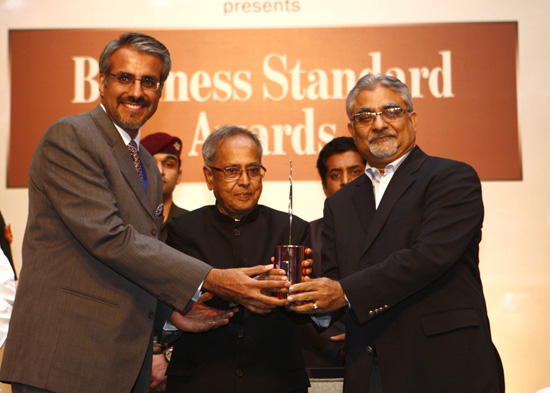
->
[[368, 132, 397, 143]]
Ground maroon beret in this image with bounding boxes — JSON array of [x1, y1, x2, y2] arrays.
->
[[141, 132, 182, 157]]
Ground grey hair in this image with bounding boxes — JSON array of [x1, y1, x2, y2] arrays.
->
[[99, 32, 172, 87], [345, 73, 414, 120], [202, 126, 264, 166]]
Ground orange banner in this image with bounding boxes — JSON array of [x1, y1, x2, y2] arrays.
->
[[8, 23, 519, 186]]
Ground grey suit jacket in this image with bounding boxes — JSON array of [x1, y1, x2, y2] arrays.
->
[[0, 106, 211, 393]]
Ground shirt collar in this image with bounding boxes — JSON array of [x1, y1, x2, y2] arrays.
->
[[365, 148, 414, 178]]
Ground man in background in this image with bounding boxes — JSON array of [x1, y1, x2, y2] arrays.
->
[[141, 132, 189, 241], [310, 136, 366, 277], [141, 132, 189, 392]]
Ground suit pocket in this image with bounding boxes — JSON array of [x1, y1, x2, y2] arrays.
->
[[61, 287, 120, 308], [421, 308, 480, 336]]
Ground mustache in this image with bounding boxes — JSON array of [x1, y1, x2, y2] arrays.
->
[[124, 96, 149, 105], [368, 131, 397, 143]]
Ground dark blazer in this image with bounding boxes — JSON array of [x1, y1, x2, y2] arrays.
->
[[322, 147, 504, 393], [299, 218, 345, 377], [0, 106, 211, 393], [165, 205, 311, 393]]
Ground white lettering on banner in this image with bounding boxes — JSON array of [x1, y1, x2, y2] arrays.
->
[[189, 112, 212, 156], [262, 51, 453, 101], [187, 108, 336, 157], [252, 108, 336, 156], [263, 53, 289, 101], [385, 51, 454, 98], [72, 56, 99, 103], [263, 54, 358, 101], [431, 51, 454, 98], [161, 70, 252, 102], [72, 51, 453, 103]]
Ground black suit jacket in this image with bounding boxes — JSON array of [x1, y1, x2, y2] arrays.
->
[[322, 147, 504, 393], [299, 218, 345, 376], [165, 205, 311, 393]]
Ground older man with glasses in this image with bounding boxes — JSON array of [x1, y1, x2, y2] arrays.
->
[[286, 73, 504, 393], [163, 125, 312, 393]]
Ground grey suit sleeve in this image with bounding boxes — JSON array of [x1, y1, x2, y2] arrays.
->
[[35, 119, 211, 311]]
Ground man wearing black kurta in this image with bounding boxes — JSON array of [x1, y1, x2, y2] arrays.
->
[[165, 126, 311, 393]]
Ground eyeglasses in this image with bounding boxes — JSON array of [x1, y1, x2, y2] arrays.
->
[[108, 72, 162, 91], [209, 165, 267, 181], [352, 107, 411, 127]]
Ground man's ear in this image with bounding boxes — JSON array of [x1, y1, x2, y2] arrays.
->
[[203, 166, 214, 190], [99, 73, 106, 98], [409, 111, 418, 131]]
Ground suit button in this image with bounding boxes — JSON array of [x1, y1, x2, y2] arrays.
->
[[237, 329, 244, 338], [148, 311, 155, 319], [234, 229, 241, 237], [366, 346, 374, 354], [368, 310, 375, 317], [151, 228, 157, 236], [236, 369, 244, 377]]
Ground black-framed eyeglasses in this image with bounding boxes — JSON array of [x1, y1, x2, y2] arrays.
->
[[352, 107, 411, 127], [108, 72, 162, 91], [209, 165, 267, 181]]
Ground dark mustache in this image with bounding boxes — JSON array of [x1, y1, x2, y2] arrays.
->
[[125, 97, 148, 105]]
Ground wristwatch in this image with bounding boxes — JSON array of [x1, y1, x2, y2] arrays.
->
[[164, 347, 173, 363], [152, 336, 163, 355]]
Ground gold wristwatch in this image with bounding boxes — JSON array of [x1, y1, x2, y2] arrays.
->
[[164, 347, 173, 363]]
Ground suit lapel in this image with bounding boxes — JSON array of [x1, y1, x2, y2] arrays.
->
[[140, 148, 163, 215], [360, 147, 427, 257], [351, 175, 376, 237], [90, 106, 156, 221]]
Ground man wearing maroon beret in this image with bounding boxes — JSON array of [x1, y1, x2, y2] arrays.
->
[[141, 132, 189, 242], [141, 132, 189, 393]]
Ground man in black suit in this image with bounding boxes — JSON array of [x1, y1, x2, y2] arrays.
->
[[287, 73, 504, 393]]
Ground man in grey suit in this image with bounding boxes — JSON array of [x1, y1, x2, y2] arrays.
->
[[0, 32, 287, 393], [287, 74, 504, 392]]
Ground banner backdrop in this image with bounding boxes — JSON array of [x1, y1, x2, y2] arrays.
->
[[8, 23, 519, 186]]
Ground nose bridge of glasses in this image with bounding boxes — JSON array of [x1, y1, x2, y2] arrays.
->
[[372, 111, 389, 126], [130, 77, 152, 95], [112, 73, 159, 92]]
